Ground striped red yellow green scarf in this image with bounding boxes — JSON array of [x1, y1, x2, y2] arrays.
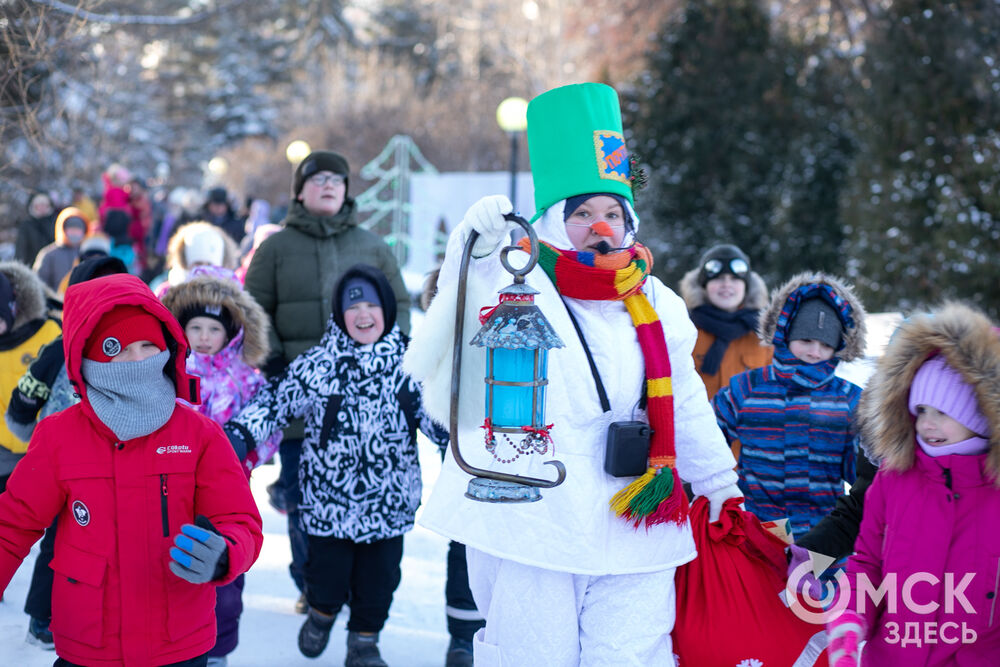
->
[[522, 239, 689, 528]]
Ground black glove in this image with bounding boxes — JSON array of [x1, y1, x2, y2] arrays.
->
[[224, 425, 247, 460], [262, 354, 289, 379], [168, 515, 230, 584], [223, 423, 256, 461]]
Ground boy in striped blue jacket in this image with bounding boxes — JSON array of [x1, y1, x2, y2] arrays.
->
[[712, 272, 868, 539]]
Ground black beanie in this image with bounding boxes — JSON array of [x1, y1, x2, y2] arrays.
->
[[0, 272, 15, 332], [68, 256, 129, 286], [697, 244, 752, 287], [178, 303, 240, 343], [208, 187, 229, 205], [293, 151, 350, 198]]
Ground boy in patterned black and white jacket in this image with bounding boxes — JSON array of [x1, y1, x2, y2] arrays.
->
[[225, 263, 447, 666]]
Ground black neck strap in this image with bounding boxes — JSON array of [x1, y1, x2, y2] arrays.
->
[[560, 298, 611, 413]]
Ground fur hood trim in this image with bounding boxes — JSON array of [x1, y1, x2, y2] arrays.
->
[[0, 260, 50, 328], [165, 221, 240, 271], [858, 302, 1000, 485], [160, 275, 271, 367], [679, 267, 769, 311], [758, 272, 867, 362]]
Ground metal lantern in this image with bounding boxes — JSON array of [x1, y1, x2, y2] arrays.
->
[[450, 214, 566, 503]]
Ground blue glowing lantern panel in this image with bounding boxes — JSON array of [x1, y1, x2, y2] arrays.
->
[[486, 348, 548, 428], [469, 284, 564, 431]]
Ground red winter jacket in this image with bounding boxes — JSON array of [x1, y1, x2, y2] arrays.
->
[[0, 274, 263, 667]]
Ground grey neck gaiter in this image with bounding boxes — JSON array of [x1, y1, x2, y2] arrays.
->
[[81, 350, 176, 441]]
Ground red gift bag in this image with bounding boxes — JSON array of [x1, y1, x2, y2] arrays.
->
[[673, 497, 828, 667]]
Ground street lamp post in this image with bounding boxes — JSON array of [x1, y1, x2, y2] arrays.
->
[[496, 97, 528, 209]]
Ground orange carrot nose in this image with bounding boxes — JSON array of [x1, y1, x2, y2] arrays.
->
[[590, 221, 614, 237]]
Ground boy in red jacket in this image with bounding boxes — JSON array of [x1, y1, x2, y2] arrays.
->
[[0, 273, 263, 667]]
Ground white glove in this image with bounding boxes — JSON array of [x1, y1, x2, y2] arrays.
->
[[458, 195, 515, 257], [704, 483, 743, 522]]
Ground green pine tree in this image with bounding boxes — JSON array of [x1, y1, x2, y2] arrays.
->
[[627, 0, 854, 291], [840, 0, 1000, 316]]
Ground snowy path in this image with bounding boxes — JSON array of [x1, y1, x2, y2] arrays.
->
[[0, 435, 452, 666]]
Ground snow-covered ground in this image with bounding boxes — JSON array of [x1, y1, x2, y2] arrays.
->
[[0, 310, 905, 665], [0, 435, 452, 667]]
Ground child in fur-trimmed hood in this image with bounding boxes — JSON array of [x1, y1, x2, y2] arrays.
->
[[827, 302, 1000, 665], [161, 267, 280, 476], [161, 268, 280, 663], [713, 271, 868, 539]]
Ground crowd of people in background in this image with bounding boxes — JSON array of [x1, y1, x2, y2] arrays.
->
[[1, 81, 998, 667], [11, 165, 285, 291]]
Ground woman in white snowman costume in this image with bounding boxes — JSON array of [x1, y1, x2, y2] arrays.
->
[[406, 83, 740, 666]]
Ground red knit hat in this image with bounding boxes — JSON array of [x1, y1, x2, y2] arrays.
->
[[84, 305, 167, 362]]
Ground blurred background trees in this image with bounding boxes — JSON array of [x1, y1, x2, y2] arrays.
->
[[2, 0, 998, 314]]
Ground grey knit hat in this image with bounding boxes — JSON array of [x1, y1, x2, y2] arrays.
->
[[787, 298, 843, 350]]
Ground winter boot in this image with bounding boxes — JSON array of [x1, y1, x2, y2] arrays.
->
[[345, 631, 388, 667], [298, 608, 335, 658], [26, 616, 54, 650], [445, 637, 474, 667]]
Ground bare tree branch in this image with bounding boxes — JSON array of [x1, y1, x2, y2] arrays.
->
[[29, 0, 246, 26]]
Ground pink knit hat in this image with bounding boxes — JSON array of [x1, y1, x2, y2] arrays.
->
[[908, 355, 990, 437]]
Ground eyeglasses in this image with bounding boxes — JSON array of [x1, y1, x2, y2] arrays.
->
[[306, 173, 346, 187], [702, 257, 749, 281]]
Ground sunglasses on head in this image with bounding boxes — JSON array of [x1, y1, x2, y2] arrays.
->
[[702, 257, 749, 281]]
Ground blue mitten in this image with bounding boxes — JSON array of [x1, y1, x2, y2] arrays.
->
[[168, 515, 229, 584]]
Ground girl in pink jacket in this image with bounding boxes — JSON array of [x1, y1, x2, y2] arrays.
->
[[828, 302, 1000, 666]]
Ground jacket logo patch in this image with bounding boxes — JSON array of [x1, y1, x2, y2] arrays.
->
[[72, 500, 90, 527], [156, 444, 192, 455], [593, 130, 630, 184], [102, 337, 122, 357]]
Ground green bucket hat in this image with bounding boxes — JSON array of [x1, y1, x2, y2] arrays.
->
[[526, 83, 633, 221]]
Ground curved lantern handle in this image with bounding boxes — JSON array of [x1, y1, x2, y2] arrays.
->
[[498, 213, 538, 283], [448, 216, 566, 489]]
